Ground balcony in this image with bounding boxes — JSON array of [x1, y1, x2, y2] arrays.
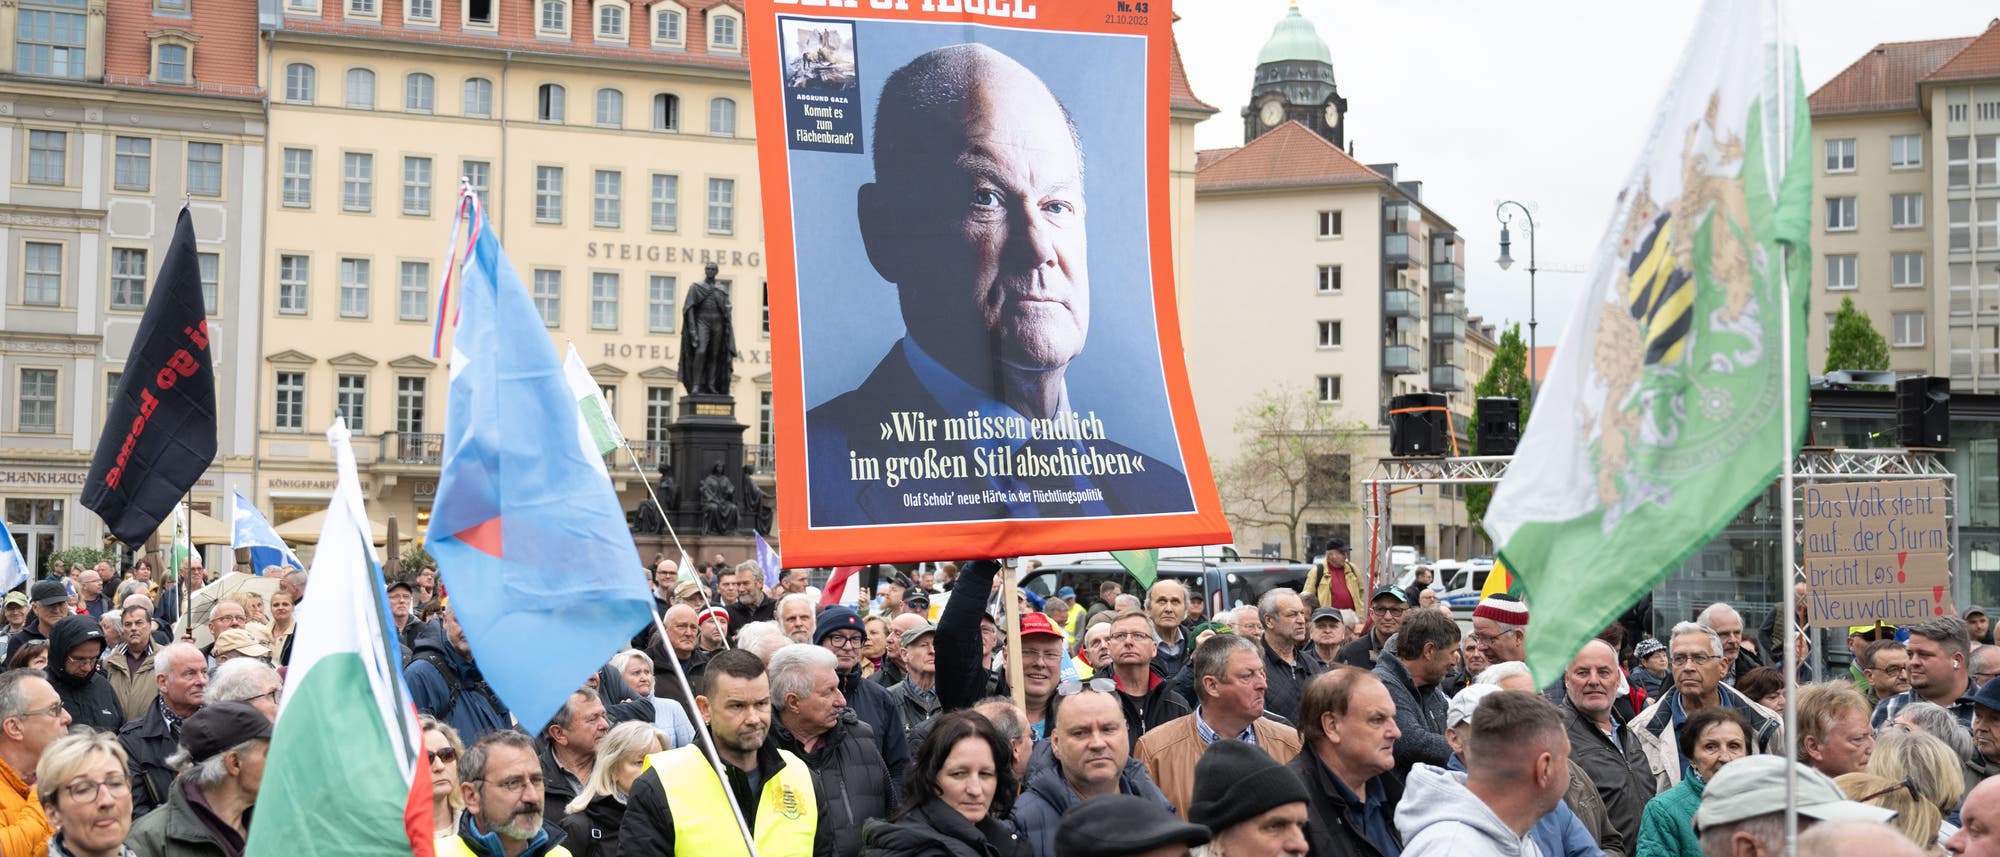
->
[[1383, 233, 1416, 267], [383, 432, 443, 465], [1384, 344, 1421, 375], [1431, 313, 1465, 341], [1383, 288, 1421, 318], [1431, 364, 1467, 391], [1430, 259, 1463, 291], [610, 440, 670, 471]]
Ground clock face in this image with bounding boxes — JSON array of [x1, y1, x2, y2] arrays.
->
[[1260, 100, 1283, 127], [1324, 103, 1341, 128]]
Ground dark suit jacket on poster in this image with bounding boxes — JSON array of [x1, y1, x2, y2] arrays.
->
[[806, 338, 1192, 527]]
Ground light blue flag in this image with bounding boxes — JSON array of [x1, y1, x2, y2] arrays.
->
[[425, 193, 654, 734], [230, 491, 301, 574], [756, 532, 781, 589], [0, 520, 23, 593]]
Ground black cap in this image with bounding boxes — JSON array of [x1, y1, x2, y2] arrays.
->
[[1311, 607, 1343, 624], [180, 701, 273, 763], [386, 579, 414, 594], [1055, 793, 1210, 857], [1370, 585, 1408, 604], [1190, 739, 1311, 834], [29, 580, 66, 606]]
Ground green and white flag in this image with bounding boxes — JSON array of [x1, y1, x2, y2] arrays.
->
[[563, 343, 624, 475], [1483, 0, 1811, 684]]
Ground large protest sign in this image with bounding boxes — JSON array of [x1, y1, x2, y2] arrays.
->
[[1801, 479, 1951, 628], [750, 0, 1229, 566]]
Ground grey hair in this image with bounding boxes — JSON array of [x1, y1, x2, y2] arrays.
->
[[767, 643, 838, 712], [1256, 587, 1299, 621], [1113, 594, 1140, 611], [0, 669, 45, 720], [459, 729, 536, 783], [734, 560, 762, 577], [1696, 602, 1741, 630], [167, 737, 268, 789], [1475, 661, 1532, 686], [1230, 605, 1261, 626], [1190, 634, 1260, 703], [121, 592, 154, 611], [114, 580, 146, 607], [549, 688, 602, 735], [1906, 616, 1972, 657], [971, 697, 1025, 743], [608, 648, 653, 673], [1895, 701, 1978, 760], [154, 642, 205, 678], [1697, 812, 1784, 855], [736, 622, 791, 663], [209, 658, 281, 705], [1670, 621, 1724, 658], [777, 593, 816, 615]]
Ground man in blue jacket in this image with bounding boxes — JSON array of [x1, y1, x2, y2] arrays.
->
[[404, 603, 512, 743], [1013, 688, 1174, 857]]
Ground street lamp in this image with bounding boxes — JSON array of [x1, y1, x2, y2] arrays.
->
[[1494, 200, 1538, 398]]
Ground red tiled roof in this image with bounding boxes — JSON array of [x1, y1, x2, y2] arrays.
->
[[105, 0, 262, 92], [1168, 32, 1215, 114], [1194, 147, 1238, 171], [1809, 36, 1974, 116], [1923, 20, 2000, 84], [1195, 121, 1384, 193], [277, 0, 749, 72]]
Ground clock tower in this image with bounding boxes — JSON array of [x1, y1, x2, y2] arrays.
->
[[1242, 4, 1346, 148]]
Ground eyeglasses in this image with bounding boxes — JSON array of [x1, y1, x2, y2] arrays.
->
[[244, 689, 282, 707], [1107, 632, 1151, 644], [474, 774, 544, 794], [1469, 631, 1518, 647], [822, 633, 864, 649], [8, 702, 63, 722], [1858, 777, 1917, 804], [427, 747, 459, 765], [1670, 653, 1720, 666], [59, 776, 130, 802], [64, 653, 97, 667], [1369, 606, 1407, 617], [1057, 678, 1116, 697], [1875, 665, 1912, 678], [1021, 650, 1066, 664]]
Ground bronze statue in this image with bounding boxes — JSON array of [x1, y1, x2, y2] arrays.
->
[[657, 461, 679, 513], [700, 461, 740, 535], [632, 498, 665, 535], [741, 464, 773, 536], [679, 262, 737, 395]]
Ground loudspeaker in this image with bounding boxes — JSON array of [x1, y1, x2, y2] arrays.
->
[[1477, 397, 1521, 456], [1389, 392, 1448, 457], [1898, 376, 1950, 448]]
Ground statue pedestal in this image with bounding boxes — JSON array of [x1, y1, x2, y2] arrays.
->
[[667, 393, 748, 536]]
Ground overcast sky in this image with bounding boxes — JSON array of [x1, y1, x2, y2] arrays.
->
[[1176, 1, 1998, 344]]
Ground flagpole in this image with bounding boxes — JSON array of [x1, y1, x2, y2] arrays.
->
[[615, 441, 730, 651], [642, 605, 760, 857], [1776, 1, 1800, 852]]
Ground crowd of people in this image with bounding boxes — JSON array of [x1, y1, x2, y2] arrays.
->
[[8, 545, 2000, 857]]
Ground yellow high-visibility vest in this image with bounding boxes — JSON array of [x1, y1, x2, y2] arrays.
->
[[650, 745, 818, 857]]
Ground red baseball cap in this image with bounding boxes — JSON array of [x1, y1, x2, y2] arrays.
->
[[1020, 611, 1064, 640]]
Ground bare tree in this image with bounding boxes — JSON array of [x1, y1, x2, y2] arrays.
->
[[1215, 387, 1368, 558]]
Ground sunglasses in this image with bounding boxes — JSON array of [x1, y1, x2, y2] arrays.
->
[[1858, 776, 1917, 804], [427, 747, 459, 765], [1056, 677, 1116, 697]]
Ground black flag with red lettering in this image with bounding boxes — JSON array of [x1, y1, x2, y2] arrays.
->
[[83, 206, 216, 545]]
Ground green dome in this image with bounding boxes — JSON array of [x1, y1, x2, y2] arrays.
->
[[1255, 6, 1332, 67]]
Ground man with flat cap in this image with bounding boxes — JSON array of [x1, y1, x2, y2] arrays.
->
[[1055, 792, 1210, 857], [127, 700, 272, 855], [805, 42, 1191, 525]]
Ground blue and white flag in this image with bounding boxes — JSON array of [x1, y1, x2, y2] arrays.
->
[[231, 491, 302, 574], [755, 532, 781, 589], [0, 521, 24, 593]]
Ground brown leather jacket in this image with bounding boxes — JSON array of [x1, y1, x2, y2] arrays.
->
[[1133, 712, 1304, 820]]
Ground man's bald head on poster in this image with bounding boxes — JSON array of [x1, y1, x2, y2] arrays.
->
[[859, 44, 1088, 420]]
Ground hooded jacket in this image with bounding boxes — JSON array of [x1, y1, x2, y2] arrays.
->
[[593, 663, 696, 749], [403, 633, 511, 744], [1394, 764, 1540, 857], [1447, 754, 1607, 857], [46, 615, 121, 733], [1012, 748, 1174, 857]]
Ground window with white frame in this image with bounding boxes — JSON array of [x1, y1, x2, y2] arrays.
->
[[406, 0, 435, 21], [648, 275, 676, 332], [462, 160, 490, 210], [1981, 136, 1999, 188], [1952, 199, 1972, 252], [591, 272, 618, 329], [538, 84, 565, 122], [16, 0, 86, 79], [285, 0, 317, 13], [154, 43, 189, 85], [593, 170, 621, 228], [1317, 375, 1341, 403], [1824, 254, 1857, 291], [709, 9, 739, 51], [110, 248, 147, 310], [1890, 134, 1923, 169], [114, 137, 151, 192], [709, 98, 736, 136], [1892, 252, 1924, 288], [285, 63, 316, 103], [537, 0, 566, 35], [1318, 210, 1342, 238], [595, 88, 623, 127], [536, 166, 564, 223], [345, 68, 375, 109], [651, 174, 678, 230], [1825, 138, 1855, 173], [339, 257, 370, 317], [1950, 137, 1970, 189], [197, 252, 217, 313], [1982, 198, 2000, 251], [347, 0, 376, 16], [274, 372, 305, 431], [462, 0, 494, 27], [1893, 311, 1925, 348], [103, 372, 119, 421], [342, 152, 373, 212], [1317, 265, 1341, 294], [278, 255, 309, 314], [405, 73, 434, 113], [645, 387, 672, 441], [27, 130, 65, 185], [1891, 193, 1923, 228], [186, 142, 222, 197], [532, 270, 561, 326], [1317, 320, 1342, 348], [402, 156, 431, 216], [400, 261, 429, 321], [282, 148, 312, 207], [463, 78, 493, 118], [336, 374, 367, 430], [652, 5, 682, 46], [653, 93, 678, 131], [707, 178, 734, 234], [1825, 196, 1856, 231], [17, 369, 56, 433], [396, 377, 426, 433], [596, 0, 625, 40], [22, 242, 61, 306]]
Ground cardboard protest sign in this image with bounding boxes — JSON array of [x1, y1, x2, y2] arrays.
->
[[1800, 478, 1950, 629]]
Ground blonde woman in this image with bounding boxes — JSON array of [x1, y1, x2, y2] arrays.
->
[[1869, 728, 1966, 847], [224, 591, 269, 626], [35, 731, 136, 857], [267, 589, 297, 661], [557, 720, 668, 857], [421, 715, 465, 837], [1836, 772, 1943, 854]]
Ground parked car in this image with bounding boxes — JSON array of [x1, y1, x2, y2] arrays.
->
[[1016, 559, 1311, 623], [1441, 559, 1496, 618]]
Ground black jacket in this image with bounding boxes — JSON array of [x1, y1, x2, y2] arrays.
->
[[5, 616, 48, 664], [1334, 632, 1388, 670], [1564, 700, 1656, 850], [936, 560, 1002, 713], [859, 799, 1031, 857], [539, 741, 586, 824], [1261, 639, 1317, 725], [840, 664, 911, 794], [1288, 749, 1404, 857], [772, 711, 893, 857], [594, 663, 659, 730], [120, 699, 182, 818], [47, 615, 121, 732], [1372, 649, 1451, 779], [1113, 668, 1191, 751], [618, 740, 836, 857], [125, 776, 252, 857], [557, 793, 626, 857]]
